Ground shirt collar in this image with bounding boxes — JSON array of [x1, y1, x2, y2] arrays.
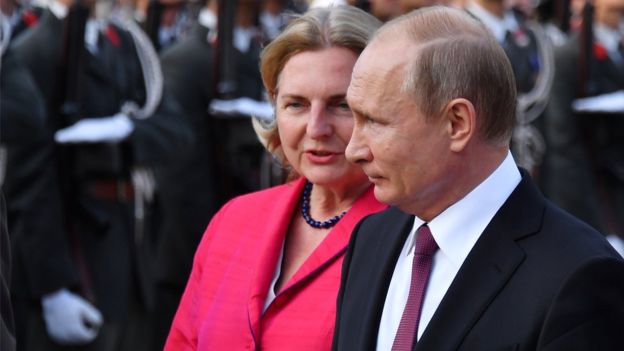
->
[[198, 8, 217, 32], [594, 23, 623, 56], [466, 1, 518, 44], [49, 0, 69, 19], [407, 151, 521, 269]]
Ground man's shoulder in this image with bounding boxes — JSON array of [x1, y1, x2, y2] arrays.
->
[[349, 207, 413, 250], [524, 199, 622, 265], [357, 206, 409, 227], [161, 26, 212, 63]]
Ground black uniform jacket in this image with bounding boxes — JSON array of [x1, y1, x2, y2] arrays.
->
[[8, 9, 192, 320]]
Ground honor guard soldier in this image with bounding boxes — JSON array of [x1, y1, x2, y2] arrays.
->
[[1, 19, 43, 351], [465, 0, 555, 174], [150, 0, 219, 348], [8, 0, 192, 349], [543, 0, 624, 255], [151, 0, 273, 348]]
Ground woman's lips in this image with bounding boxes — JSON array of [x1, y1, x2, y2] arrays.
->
[[305, 150, 340, 164]]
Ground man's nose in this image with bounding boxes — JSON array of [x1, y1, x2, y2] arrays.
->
[[346, 127, 371, 164]]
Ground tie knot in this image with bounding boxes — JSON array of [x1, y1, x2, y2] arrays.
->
[[415, 224, 438, 256]]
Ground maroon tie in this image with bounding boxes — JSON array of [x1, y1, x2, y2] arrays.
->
[[391, 224, 438, 351]]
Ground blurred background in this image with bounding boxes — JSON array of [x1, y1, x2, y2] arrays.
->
[[1, 0, 623, 349]]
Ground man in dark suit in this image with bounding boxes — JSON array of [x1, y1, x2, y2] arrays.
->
[[333, 6, 624, 351]]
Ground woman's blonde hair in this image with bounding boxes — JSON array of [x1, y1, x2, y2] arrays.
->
[[253, 5, 381, 169]]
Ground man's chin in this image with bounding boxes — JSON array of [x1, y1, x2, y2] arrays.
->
[[372, 186, 395, 206]]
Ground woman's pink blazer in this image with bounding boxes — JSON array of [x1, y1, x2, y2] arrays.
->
[[164, 177, 386, 350]]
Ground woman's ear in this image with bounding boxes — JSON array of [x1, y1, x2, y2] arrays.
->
[[444, 98, 476, 153]]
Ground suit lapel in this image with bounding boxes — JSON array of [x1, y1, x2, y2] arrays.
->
[[192, 23, 210, 44], [356, 207, 415, 349], [416, 172, 544, 350], [86, 46, 110, 84], [598, 57, 624, 91], [246, 179, 306, 343], [88, 25, 132, 96]]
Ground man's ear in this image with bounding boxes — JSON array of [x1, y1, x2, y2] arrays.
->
[[443, 98, 476, 153]]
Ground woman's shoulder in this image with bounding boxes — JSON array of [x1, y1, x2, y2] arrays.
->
[[220, 178, 305, 210]]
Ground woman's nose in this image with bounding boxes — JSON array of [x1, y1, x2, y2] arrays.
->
[[306, 105, 332, 139]]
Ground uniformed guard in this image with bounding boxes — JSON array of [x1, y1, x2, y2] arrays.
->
[[465, 0, 555, 173], [0, 19, 21, 351], [151, 0, 274, 348], [543, 0, 624, 255], [8, 0, 192, 348], [1, 11, 48, 350]]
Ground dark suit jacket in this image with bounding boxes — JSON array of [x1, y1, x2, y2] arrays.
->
[[333, 172, 624, 350]]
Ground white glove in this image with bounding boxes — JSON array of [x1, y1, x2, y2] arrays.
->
[[41, 288, 103, 345], [209, 97, 274, 121], [54, 113, 134, 144], [607, 234, 624, 258], [572, 90, 624, 113]]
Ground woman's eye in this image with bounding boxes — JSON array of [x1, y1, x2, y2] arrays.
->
[[338, 102, 350, 110], [285, 102, 304, 110], [332, 100, 350, 112]]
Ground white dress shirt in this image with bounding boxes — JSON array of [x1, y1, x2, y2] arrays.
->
[[465, 1, 519, 44], [594, 23, 624, 63], [263, 241, 285, 313], [49, 0, 100, 55], [198, 7, 217, 33], [49, 0, 69, 19], [376, 152, 521, 350]]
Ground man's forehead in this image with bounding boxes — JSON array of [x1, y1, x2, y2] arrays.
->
[[356, 35, 411, 75], [351, 45, 407, 92], [348, 58, 408, 118]]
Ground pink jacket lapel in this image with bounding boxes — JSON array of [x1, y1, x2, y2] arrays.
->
[[246, 178, 306, 340]]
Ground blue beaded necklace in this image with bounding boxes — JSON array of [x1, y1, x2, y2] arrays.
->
[[301, 181, 346, 229]]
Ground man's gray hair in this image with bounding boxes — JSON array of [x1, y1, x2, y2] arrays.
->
[[377, 6, 517, 145]]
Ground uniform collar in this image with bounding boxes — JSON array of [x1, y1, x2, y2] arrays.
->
[[594, 23, 624, 57]]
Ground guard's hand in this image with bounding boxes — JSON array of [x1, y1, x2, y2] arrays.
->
[[41, 288, 103, 345], [54, 113, 134, 144]]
